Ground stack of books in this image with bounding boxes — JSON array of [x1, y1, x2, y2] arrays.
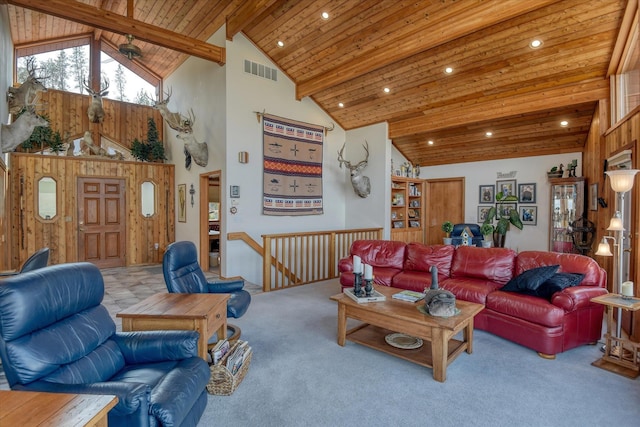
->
[[392, 290, 426, 302]]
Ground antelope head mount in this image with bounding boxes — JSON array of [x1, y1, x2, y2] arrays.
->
[[337, 140, 371, 198]]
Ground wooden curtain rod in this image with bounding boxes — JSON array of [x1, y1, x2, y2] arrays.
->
[[253, 110, 335, 135]]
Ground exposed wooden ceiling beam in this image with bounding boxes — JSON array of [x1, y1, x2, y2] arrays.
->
[[6, 0, 226, 65], [295, 0, 563, 100], [389, 79, 609, 139], [226, 0, 281, 41]]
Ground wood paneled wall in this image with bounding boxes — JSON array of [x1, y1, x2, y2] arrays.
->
[[584, 103, 640, 340], [37, 89, 163, 146], [7, 153, 174, 268]]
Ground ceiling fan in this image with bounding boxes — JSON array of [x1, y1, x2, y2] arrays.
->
[[118, 34, 142, 60]]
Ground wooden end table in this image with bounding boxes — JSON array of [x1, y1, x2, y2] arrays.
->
[[117, 293, 229, 361], [330, 286, 483, 382], [0, 390, 117, 427], [590, 293, 640, 378]]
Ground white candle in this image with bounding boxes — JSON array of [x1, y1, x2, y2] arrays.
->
[[353, 255, 362, 274], [364, 264, 373, 280], [621, 281, 634, 297]]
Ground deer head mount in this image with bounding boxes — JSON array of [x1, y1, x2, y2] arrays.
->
[[153, 87, 194, 134], [83, 78, 109, 123], [7, 57, 48, 115], [338, 140, 371, 198], [1, 107, 49, 153]]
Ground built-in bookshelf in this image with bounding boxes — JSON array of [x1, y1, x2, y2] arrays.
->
[[391, 176, 425, 243]]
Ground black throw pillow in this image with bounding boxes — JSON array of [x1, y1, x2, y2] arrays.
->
[[501, 265, 560, 293], [535, 273, 585, 300]]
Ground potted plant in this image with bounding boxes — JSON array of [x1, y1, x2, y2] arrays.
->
[[441, 221, 453, 245], [480, 223, 494, 248], [482, 204, 523, 248]]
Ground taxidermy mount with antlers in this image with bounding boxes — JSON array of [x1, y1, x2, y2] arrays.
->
[[338, 140, 371, 198], [6, 57, 48, 115], [153, 88, 194, 134], [83, 78, 109, 123]]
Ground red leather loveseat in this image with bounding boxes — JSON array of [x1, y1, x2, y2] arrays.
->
[[338, 240, 607, 357]]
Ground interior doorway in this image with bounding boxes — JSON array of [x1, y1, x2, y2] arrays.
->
[[199, 171, 221, 272], [425, 177, 465, 245]]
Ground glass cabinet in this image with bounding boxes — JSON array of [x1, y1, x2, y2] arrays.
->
[[549, 177, 585, 253]]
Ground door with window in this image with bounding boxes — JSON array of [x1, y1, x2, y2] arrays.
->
[[77, 177, 126, 268]]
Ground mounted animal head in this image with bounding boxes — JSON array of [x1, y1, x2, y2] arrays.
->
[[176, 132, 208, 170], [7, 57, 48, 114], [0, 107, 49, 153], [153, 87, 194, 133], [337, 140, 371, 198], [83, 78, 109, 123]]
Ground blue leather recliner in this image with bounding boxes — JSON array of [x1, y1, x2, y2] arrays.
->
[[163, 241, 251, 343], [451, 223, 484, 247], [0, 263, 210, 427]]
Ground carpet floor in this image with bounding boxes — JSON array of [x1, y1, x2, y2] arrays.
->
[[205, 279, 640, 427]]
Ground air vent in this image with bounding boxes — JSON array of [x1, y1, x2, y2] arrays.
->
[[244, 59, 277, 81]]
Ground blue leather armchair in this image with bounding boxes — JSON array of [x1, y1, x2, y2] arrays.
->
[[0, 247, 49, 276], [0, 263, 210, 427], [163, 241, 251, 341], [451, 223, 484, 247]]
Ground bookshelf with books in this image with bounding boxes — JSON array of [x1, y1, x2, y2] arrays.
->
[[391, 176, 425, 243]]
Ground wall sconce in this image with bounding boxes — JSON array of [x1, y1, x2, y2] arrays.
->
[[189, 184, 195, 207], [238, 151, 249, 163]]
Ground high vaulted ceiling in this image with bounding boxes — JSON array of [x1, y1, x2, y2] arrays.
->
[[4, 0, 634, 166]]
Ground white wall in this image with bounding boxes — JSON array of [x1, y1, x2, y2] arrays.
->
[[343, 123, 390, 238], [421, 153, 583, 252]]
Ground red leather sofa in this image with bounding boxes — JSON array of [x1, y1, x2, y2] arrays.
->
[[338, 240, 608, 357]]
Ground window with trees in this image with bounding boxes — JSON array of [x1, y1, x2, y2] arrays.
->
[[15, 42, 157, 106]]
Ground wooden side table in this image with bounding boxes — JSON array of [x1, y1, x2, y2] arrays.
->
[[0, 390, 117, 426], [117, 293, 229, 361], [590, 293, 640, 378]]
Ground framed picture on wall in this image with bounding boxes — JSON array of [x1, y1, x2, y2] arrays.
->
[[178, 184, 186, 222], [478, 206, 492, 223], [520, 206, 537, 226], [479, 185, 494, 204], [496, 180, 517, 199], [497, 203, 517, 218], [518, 183, 536, 203]]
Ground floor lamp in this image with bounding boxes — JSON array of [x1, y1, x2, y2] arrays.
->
[[595, 169, 638, 344]]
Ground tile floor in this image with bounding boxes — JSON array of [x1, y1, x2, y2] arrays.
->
[[0, 265, 262, 390]]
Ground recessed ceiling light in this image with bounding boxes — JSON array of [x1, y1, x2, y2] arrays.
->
[[383, 87, 390, 93], [529, 39, 543, 49], [428, 140, 434, 145], [485, 131, 493, 137], [338, 102, 344, 108], [444, 67, 453, 74], [277, 40, 284, 48], [321, 12, 329, 20], [560, 120, 568, 127]]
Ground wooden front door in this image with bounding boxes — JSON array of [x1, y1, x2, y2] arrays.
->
[[77, 177, 126, 268], [425, 177, 465, 245]]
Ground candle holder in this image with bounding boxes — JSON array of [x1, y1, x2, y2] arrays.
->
[[353, 272, 364, 297], [364, 279, 373, 297]]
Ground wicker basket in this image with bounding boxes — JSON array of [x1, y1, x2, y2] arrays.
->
[[206, 340, 252, 395]]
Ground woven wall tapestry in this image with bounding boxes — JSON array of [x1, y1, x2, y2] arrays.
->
[[263, 114, 323, 216]]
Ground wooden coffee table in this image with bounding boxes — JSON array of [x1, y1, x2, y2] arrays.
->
[[117, 293, 229, 361], [0, 390, 117, 426], [330, 285, 483, 382]]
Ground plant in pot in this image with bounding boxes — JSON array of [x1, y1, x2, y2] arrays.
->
[[482, 203, 523, 248], [480, 223, 494, 248], [441, 221, 454, 245]]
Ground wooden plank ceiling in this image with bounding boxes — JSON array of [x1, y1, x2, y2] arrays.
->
[[5, 0, 629, 166]]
